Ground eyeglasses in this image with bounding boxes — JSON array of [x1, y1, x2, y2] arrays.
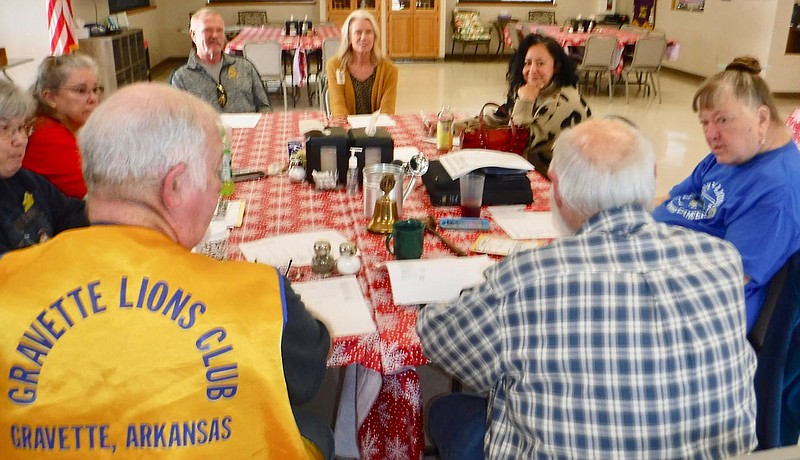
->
[[63, 86, 105, 97], [216, 83, 227, 108], [0, 121, 34, 140]]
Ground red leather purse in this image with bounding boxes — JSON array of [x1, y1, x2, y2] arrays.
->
[[459, 103, 530, 155]]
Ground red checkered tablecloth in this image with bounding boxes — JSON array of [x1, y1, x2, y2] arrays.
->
[[226, 112, 551, 459], [225, 25, 340, 54]]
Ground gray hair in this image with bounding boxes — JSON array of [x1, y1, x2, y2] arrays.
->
[[79, 83, 221, 194], [190, 7, 222, 32], [0, 80, 35, 121], [550, 117, 655, 218], [31, 53, 100, 117], [337, 10, 384, 68]]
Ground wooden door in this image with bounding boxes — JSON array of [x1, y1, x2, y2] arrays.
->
[[413, 1, 438, 58], [388, 10, 414, 58], [327, 0, 380, 28], [386, 0, 439, 58]]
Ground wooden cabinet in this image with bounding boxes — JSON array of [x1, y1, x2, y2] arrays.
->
[[387, 0, 439, 59], [327, 0, 380, 28], [78, 29, 148, 94]]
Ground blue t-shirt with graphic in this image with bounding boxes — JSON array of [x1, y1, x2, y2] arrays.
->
[[653, 141, 800, 330]]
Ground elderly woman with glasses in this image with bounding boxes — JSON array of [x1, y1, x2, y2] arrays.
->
[[24, 53, 102, 199], [0, 80, 88, 255]]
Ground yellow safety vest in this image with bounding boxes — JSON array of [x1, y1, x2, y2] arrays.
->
[[0, 226, 322, 459]]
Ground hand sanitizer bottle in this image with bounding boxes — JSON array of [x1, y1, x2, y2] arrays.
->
[[346, 147, 360, 195]]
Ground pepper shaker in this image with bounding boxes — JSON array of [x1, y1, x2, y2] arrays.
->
[[337, 242, 361, 275], [311, 240, 335, 275]]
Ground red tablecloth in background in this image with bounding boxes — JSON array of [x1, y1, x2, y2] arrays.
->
[[226, 112, 551, 459], [225, 25, 340, 54], [519, 24, 680, 75], [787, 107, 800, 146]]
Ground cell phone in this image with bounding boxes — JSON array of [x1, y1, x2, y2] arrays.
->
[[232, 169, 266, 182], [439, 217, 490, 231]]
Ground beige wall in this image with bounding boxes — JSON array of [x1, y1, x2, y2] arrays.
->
[[649, 0, 800, 93], [1, 0, 799, 92]]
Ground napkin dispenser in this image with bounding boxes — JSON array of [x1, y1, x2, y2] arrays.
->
[[348, 127, 394, 183], [305, 127, 349, 184], [285, 20, 300, 36]]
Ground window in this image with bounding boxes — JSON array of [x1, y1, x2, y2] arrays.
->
[[108, 0, 150, 14]]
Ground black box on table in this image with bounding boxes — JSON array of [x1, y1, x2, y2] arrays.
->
[[347, 127, 394, 184], [305, 127, 349, 184]]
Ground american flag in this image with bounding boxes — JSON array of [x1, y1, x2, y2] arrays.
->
[[48, 0, 77, 55]]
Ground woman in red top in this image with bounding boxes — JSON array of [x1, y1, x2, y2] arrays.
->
[[24, 54, 102, 199]]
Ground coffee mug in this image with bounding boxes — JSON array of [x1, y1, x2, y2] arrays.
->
[[385, 219, 425, 260]]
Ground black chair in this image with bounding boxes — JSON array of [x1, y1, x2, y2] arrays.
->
[[749, 250, 800, 449]]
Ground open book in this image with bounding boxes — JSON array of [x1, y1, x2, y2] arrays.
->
[[439, 149, 534, 180]]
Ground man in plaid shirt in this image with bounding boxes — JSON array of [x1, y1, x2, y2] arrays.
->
[[418, 118, 757, 459]]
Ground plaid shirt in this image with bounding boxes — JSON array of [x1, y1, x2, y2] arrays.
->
[[418, 205, 757, 459]]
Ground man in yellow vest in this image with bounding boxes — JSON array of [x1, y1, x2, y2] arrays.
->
[[0, 83, 332, 459]]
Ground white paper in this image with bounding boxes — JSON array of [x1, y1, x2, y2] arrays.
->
[[239, 229, 349, 267], [385, 256, 494, 305], [347, 114, 396, 129], [220, 113, 261, 129], [293, 276, 377, 338], [488, 206, 560, 240], [392, 146, 419, 164], [299, 119, 326, 135], [439, 149, 534, 179], [422, 137, 461, 147], [470, 234, 544, 256]]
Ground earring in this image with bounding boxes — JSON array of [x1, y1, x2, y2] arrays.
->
[[760, 135, 767, 147]]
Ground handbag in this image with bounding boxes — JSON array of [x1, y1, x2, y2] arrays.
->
[[459, 103, 530, 155]]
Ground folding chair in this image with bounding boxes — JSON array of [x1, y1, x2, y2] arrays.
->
[[576, 35, 618, 101], [620, 35, 666, 103], [528, 10, 556, 25], [318, 38, 341, 112], [243, 40, 288, 111], [238, 11, 268, 27], [748, 251, 800, 450]]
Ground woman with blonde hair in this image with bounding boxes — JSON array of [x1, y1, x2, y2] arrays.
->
[[325, 10, 397, 118]]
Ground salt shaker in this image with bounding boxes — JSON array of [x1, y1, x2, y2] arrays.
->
[[337, 242, 361, 275], [311, 240, 335, 275], [288, 155, 306, 182]]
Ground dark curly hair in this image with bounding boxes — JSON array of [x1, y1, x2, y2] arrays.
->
[[505, 34, 579, 103]]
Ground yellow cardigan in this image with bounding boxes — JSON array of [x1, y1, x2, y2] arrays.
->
[[325, 57, 398, 117]]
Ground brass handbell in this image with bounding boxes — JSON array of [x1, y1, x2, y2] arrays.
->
[[367, 174, 398, 234]]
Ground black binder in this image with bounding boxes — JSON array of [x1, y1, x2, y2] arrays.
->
[[422, 160, 533, 206]]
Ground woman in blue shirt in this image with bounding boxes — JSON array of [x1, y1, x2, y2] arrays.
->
[[653, 56, 800, 331]]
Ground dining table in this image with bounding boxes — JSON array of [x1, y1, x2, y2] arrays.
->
[[225, 24, 341, 54], [222, 111, 551, 459]]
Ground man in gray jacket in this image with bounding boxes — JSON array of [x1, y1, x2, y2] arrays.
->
[[170, 8, 271, 113]]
